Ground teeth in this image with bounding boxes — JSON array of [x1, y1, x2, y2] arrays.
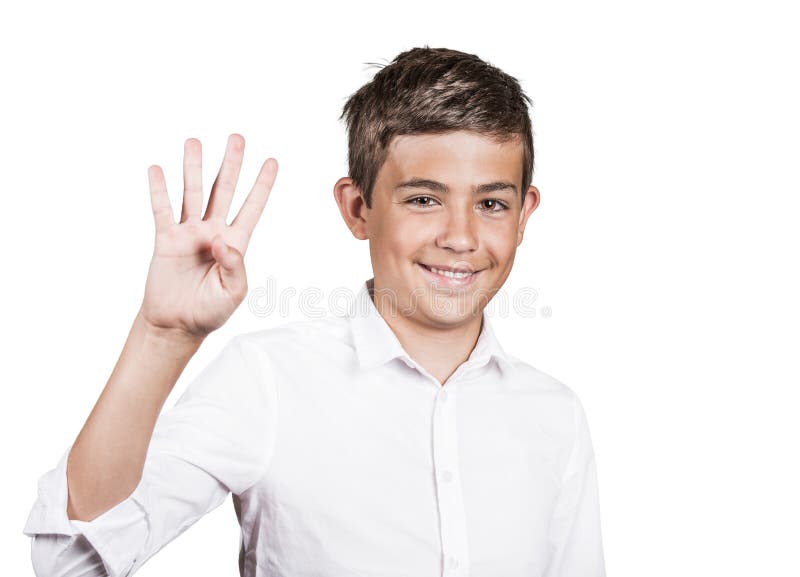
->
[[428, 266, 472, 279]]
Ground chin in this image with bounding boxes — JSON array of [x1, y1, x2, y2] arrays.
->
[[415, 290, 486, 322]]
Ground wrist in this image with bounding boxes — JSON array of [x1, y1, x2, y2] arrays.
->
[[133, 310, 207, 349]]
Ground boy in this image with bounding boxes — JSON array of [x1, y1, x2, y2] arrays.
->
[[24, 47, 606, 576]]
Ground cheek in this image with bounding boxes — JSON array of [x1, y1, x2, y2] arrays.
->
[[387, 217, 431, 250], [370, 216, 424, 261], [481, 222, 518, 253]]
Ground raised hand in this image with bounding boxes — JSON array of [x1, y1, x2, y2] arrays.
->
[[139, 134, 278, 340]]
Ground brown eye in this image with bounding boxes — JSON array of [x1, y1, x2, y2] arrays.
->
[[481, 199, 508, 212], [408, 196, 438, 207]]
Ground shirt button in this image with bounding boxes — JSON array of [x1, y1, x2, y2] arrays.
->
[[447, 556, 460, 570], [439, 390, 449, 403], [441, 470, 454, 483]]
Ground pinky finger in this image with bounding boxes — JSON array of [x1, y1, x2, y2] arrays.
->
[[148, 165, 174, 233]]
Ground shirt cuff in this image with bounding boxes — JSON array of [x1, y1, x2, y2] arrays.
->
[[23, 446, 150, 577]]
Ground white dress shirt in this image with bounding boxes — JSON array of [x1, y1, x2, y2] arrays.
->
[[24, 278, 606, 577]]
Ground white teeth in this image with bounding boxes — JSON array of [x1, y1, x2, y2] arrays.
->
[[428, 266, 472, 279]]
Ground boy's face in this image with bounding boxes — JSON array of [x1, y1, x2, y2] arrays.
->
[[335, 130, 539, 330]]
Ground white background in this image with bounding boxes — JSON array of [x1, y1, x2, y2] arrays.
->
[[3, 0, 798, 575]]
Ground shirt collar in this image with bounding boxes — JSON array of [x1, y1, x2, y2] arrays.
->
[[347, 278, 513, 376]]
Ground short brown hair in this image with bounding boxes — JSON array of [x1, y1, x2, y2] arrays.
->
[[340, 46, 534, 208]]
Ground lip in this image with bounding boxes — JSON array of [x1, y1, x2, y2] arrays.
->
[[421, 263, 476, 273], [417, 262, 482, 289]]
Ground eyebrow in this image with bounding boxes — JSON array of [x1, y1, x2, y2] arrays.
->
[[395, 178, 518, 195]]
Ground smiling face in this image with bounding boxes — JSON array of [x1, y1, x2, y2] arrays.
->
[[348, 130, 540, 331]]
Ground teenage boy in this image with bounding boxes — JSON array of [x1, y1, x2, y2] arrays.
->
[[24, 47, 606, 577]]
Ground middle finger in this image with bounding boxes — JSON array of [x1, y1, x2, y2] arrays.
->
[[204, 133, 245, 222]]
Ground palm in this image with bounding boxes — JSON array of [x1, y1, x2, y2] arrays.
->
[[140, 134, 278, 338]]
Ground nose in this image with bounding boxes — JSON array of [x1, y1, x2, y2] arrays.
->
[[435, 206, 479, 253]]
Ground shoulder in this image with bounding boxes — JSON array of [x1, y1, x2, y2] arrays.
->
[[503, 352, 579, 401], [500, 354, 588, 427], [229, 315, 355, 365], [500, 355, 593, 446]]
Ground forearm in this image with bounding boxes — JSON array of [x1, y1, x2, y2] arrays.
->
[[66, 310, 204, 522]]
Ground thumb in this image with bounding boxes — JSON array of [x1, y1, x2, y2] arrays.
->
[[211, 235, 247, 296]]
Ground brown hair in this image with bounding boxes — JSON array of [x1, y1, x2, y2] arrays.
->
[[340, 46, 534, 209]]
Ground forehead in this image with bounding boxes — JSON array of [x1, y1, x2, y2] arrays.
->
[[380, 131, 523, 184]]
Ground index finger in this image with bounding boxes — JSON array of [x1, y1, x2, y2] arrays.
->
[[231, 158, 278, 237]]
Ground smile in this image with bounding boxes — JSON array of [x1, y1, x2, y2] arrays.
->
[[418, 263, 482, 288]]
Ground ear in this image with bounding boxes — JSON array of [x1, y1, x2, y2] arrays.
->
[[333, 177, 369, 240], [516, 185, 540, 246]]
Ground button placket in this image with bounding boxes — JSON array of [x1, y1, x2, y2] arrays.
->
[[432, 386, 470, 576], [447, 555, 460, 570]]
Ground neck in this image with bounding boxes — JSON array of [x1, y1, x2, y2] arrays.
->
[[368, 278, 483, 386]]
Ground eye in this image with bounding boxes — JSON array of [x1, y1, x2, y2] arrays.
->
[[480, 199, 509, 212], [406, 196, 440, 208]]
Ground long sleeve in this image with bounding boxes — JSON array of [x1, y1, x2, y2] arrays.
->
[[543, 392, 606, 577], [23, 335, 278, 577]]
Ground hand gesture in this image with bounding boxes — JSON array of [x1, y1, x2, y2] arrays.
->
[[139, 134, 278, 340]]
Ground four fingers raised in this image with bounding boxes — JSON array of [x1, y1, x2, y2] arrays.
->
[[149, 136, 278, 244]]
